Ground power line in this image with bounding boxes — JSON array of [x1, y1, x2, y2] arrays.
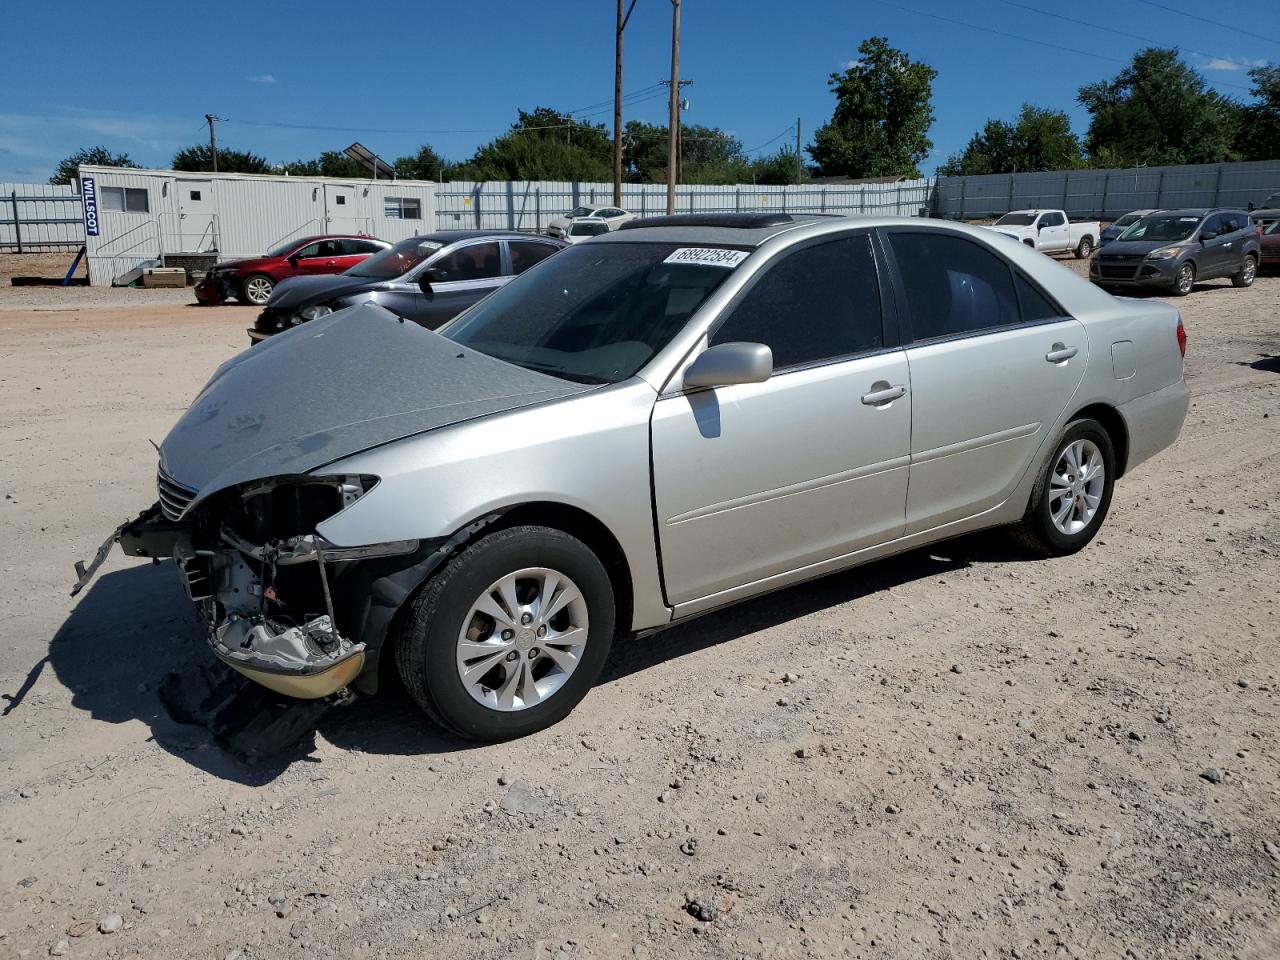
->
[[1131, 0, 1280, 46], [866, 0, 1254, 92], [993, 0, 1272, 72], [743, 123, 798, 155]]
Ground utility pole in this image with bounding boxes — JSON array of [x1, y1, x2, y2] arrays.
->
[[205, 114, 221, 172], [666, 0, 680, 215], [794, 117, 802, 185], [614, 0, 637, 208]]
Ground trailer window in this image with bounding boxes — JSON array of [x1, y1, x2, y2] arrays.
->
[[101, 187, 149, 213]]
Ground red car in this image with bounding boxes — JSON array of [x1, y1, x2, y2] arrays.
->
[[1253, 212, 1280, 270], [194, 235, 391, 306]]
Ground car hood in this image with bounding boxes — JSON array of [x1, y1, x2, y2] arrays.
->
[[1095, 239, 1190, 256], [265, 273, 385, 310], [214, 256, 272, 273], [160, 302, 591, 502]]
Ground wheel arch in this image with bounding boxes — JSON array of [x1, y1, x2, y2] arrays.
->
[[1067, 402, 1130, 476], [486, 502, 635, 637]]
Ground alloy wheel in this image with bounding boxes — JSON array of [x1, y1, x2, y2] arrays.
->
[[1048, 439, 1106, 536], [1242, 257, 1256, 285], [1176, 264, 1194, 295], [244, 276, 274, 305], [455, 567, 589, 712]]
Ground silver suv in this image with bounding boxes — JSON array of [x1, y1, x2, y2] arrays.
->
[[75, 213, 1189, 741]]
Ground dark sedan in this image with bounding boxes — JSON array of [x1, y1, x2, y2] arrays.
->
[[249, 231, 565, 343], [1089, 208, 1260, 296]]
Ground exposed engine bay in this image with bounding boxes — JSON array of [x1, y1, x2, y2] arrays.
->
[[77, 471, 422, 700]]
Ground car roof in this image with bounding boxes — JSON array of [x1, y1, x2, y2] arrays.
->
[[414, 229, 557, 244], [599, 212, 842, 247]]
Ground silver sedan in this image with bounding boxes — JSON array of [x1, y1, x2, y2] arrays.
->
[[75, 213, 1190, 741]]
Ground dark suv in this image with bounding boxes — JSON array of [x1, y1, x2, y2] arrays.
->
[[1090, 208, 1260, 296]]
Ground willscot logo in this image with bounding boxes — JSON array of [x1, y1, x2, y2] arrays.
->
[[81, 177, 100, 237]]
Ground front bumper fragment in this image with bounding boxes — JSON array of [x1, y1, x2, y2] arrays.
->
[[212, 614, 366, 699]]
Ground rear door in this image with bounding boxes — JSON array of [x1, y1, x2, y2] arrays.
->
[[881, 228, 1088, 533], [651, 232, 912, 609]]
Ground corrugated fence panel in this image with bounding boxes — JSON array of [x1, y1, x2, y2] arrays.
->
[[433, 178, 935, 231], [936, 159, 1280, 220], [0, 182, 84, 251]]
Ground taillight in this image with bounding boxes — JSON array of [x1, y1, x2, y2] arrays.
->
[[1176, 319, 1187, 358]]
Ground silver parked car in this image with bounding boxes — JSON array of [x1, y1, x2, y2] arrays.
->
[[74, 213, 1190, 741]]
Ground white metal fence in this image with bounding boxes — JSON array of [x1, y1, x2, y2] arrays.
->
[[434, 179, 936, 232], [0, 182, 84, 251], [934, 159, 1280, 220]]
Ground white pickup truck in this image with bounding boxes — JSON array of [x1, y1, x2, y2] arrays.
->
[[988, 209, 1100, 259]]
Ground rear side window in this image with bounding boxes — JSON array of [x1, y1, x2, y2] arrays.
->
[[508, 240, 558, 274], [435, 242, 502, 281], [1014, 274, 1063, 322], [887, 232, 1019, 341], [711, 235, 882, 369]]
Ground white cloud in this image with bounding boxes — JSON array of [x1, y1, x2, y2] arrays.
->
[[247, 74, 276, 84], [1197, 55, 1268, 72]]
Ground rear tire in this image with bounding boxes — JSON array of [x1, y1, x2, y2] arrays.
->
[[1012, 419, 1116, 557], [396, 525, 615, 741], [1075, 236, 1094, 259], [1232, 254, 1257, 288]]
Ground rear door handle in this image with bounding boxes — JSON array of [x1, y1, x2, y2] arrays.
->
[[1045, 344, 1078, 363], [861, 383, 907, 406]]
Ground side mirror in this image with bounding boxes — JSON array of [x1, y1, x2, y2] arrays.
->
[[417, 268, 447, 294], [1037, 221, 1046, 232], [683, 342, 773, 389], [1199, 230, 1217, 242], [288, 255, 299, 268]]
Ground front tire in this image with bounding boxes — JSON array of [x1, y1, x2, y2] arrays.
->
[[1171, 262, 1195, 297], [1232, 254, 1257, 288], [1075, 236, 1094, 259], [241, 273, 275, 306], [1013, 419, 1116, 557], [396, 525, 615, 741]]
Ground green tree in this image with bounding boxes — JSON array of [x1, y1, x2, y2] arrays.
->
[[172, 144, 271, 174], [809, 37, 937, 178], [1076, 48, 1239, 166], [49, 146, 139, 185], [938, 105, 1082, 176], [458, 108, 613, 181], [1235, 63, 1280, 161], [279, 151, 371, 178], [749, 146, 809, 185], [394, 145, 454, 181]]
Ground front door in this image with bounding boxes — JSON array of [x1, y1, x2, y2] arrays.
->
[[651, 233, 911, 608], [1037, 211, 1069, 252], [390, 239, 509, 329], [1196, 214, 1234, 279], [881, 229, 1089, 532], [177, 180, 216, 252]]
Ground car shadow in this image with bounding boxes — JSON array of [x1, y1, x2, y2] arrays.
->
[[1245, 355, 1280, 374], [41, 530, 1033, 784]]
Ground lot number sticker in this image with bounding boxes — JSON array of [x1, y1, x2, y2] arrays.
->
[[663, 247, 748, 268]]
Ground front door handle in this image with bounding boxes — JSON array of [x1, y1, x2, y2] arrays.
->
[[1045, 343, 1078, 363], [861, 382, 907, 406]]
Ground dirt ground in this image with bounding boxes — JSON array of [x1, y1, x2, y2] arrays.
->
[[1, 252, 1278, 960]]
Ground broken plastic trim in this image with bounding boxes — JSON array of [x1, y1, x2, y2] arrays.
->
[[219, 528, 419, 565]]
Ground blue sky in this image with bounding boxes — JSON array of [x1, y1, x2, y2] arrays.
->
[[1, 0, 1273, 182]]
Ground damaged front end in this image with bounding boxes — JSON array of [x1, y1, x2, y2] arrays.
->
[[75, 469, 421, 700]]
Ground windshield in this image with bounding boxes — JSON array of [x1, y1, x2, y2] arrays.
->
[[1113, 213, 1142, 228], [346, 236, 442, 279], [569, 221, 609, 237], [1118, 214, 1202, 243], [266, 239, 306, 258], [565, 206, 598, 220], [441, 242, 742, 385], [1262, 192, 1280, 209], [995, 213, 1037, 226], [1261, 218, 1280, 236]]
